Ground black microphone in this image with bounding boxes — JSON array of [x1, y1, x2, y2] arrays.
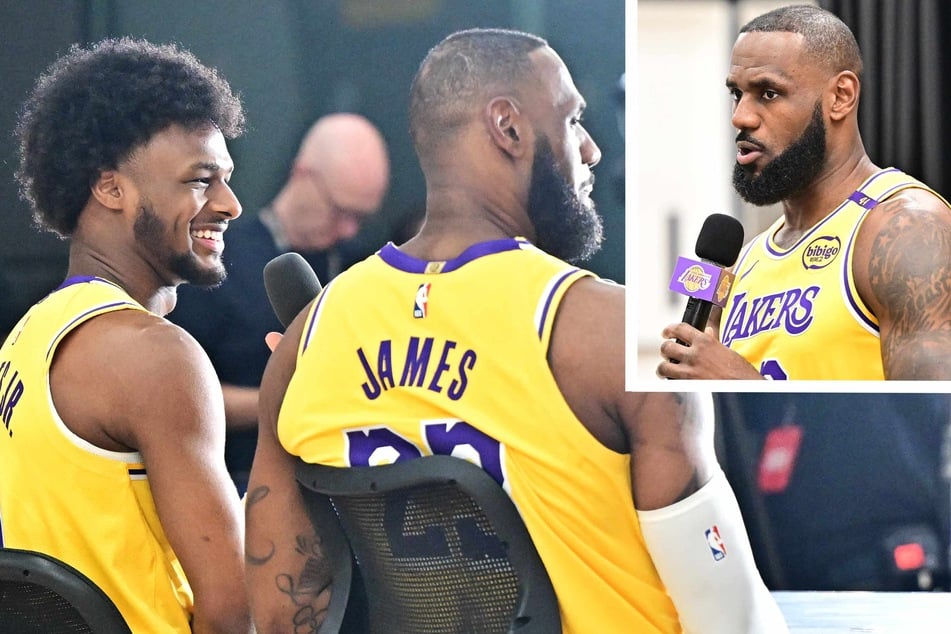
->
[[668, 213, 745, 342], [263, 252, 323, 329]]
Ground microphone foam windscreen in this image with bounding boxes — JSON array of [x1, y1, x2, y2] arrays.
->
[[694, 213, 745, 267], [263, 252, 323, 328]]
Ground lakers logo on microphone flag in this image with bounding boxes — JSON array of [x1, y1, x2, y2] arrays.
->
[[669, 256, 735, 307]]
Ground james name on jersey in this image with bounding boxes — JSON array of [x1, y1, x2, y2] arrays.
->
[[356, 336, 477, 401]]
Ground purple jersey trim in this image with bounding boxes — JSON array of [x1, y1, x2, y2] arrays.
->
[[862, 167, 900, 189], [537, 269, 579, 339], [764, 201, 850, 257], [56, 275, 101, 290], [46, 301, 137, 361], [764, 168, 900, 257], [837, 171, 905, 335], [841, 230, 879, 333], [302, 284, 331, 353], [840, 168, 900, 333], [377, 238, 528, 273], [847, 190, 880, 209]]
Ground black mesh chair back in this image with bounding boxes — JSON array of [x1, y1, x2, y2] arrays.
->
[[296, 455, 561, 634], [0, 547, 131, 634]]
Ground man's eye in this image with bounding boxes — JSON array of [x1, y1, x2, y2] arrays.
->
[[763, 89, 779, 100]]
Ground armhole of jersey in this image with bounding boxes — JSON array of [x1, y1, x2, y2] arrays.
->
[[843, 212, 880, 334], [534, 268, 593, 352], [300, 280, 335, 357], [868, 171, 950, 209], [46, 302, 146, 465], [45, 300, 140, 362], [731, 238, 756, 276], [841, 171, 946, 335]]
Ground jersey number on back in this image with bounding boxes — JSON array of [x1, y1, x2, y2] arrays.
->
[[345, 420, 508, 561]]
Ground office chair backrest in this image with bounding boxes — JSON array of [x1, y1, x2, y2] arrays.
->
[[0, 547, 131, 634], [296, 455, 562, 634]]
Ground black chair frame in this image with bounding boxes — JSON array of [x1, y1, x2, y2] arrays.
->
[[296, 455, 561, 634], [0, 547, 131, 633]]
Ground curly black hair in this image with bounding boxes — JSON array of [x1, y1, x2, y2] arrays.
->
[[15, 37, 246, 238]]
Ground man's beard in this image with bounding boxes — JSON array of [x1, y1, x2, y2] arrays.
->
[[526, 136, 603, 264], [733, 102, 826, 206], [134, 202, 226, 288]]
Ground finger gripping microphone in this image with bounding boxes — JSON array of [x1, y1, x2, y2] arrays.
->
[[263, 252, 323, 329], [668, 213, 745, 343]]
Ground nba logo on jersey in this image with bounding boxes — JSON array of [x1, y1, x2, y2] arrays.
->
[[705, 526, 727, 561], [413, 283, 431, 319]]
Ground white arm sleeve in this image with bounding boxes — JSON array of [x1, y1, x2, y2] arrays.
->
[[637, 469, 789, 634]]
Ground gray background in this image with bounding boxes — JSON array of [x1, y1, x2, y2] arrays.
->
[[0, 1, 626, 332]]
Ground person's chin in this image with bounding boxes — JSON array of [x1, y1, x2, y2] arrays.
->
[[188, 272, 226, 289], [181, 259, 227, 288]]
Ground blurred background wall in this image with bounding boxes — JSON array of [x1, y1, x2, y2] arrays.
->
[[0, 0, 625, 335]]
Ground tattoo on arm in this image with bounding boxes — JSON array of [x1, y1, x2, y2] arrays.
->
[[868, 209, 951, 378], [245, 486, 277, 565], [246, 484, 333, 632], [277, 534, 333, 634]]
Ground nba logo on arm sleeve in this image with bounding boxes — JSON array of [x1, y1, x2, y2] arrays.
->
[[705, 526, 727, 561]]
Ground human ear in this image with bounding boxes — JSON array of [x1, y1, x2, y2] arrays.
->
[[828, 70, 859, 122], [486, 97, 528, 158], [90, 170, 127, 211]]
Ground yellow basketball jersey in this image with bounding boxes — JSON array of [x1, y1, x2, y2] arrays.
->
[[720, 168, 950, 380], [279, 238, 682, 633], [0, 277, 193, 632]]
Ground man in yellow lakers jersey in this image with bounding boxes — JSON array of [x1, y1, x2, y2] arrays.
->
[[246, 29, 786, 633], [658, 6, 951, 381], [0, 39, 252, 632]]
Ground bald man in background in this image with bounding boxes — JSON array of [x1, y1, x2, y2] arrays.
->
[[170, 112, 390, 492]]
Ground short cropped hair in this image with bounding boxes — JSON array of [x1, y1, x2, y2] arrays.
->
[[408, 28, 547, 157], [15, 37, 245, 237], [740, 5, 863, 79]]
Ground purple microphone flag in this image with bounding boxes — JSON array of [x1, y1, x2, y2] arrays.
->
[[668, 256, 736, 307]]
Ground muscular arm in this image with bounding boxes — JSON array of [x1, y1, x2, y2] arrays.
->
[[550, 278, 718, 506], [222, 383, 259, 431], [551, 278, 784, 632], [245, 305, 333, 633], [52, 311, 251, 633], [855, 191, 951, 379]]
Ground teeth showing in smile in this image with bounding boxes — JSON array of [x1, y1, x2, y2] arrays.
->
[[191, 229, 222, 241]]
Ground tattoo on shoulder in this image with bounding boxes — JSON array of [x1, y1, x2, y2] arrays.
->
[[867, 207, 951, 374]]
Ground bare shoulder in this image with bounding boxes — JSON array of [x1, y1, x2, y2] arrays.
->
[[85, 309, 214, 382], [853, 187, 951, 310], [54, 308, 221, 447], [851, 186, 951, 378], [858, 186, 951, 245], [551, 275, 625, 379], [550, 276, 651, 451]]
